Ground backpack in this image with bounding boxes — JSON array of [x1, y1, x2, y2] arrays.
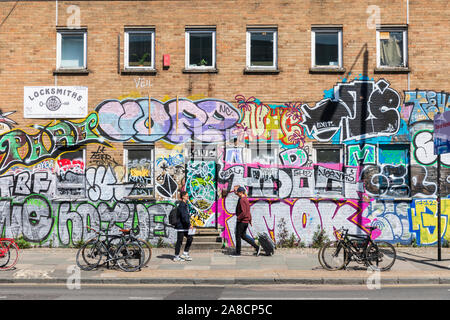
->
[[169, 206, 178, 227]]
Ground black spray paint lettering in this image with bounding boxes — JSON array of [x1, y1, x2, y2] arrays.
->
[[301, 79, 401, 142]]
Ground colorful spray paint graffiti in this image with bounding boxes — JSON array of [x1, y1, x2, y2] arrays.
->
[[186, 160, 217, 227], [0, 113, 108, 175], [234, 95, 305, 148], [301, 78, 402, 143], [95, 97, 240, 144], [409, 199, 450, 246], [0, 80, 449, 247]]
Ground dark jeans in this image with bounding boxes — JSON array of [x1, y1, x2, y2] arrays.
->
[[175, 231, 193, 256], [235, 221, 258, 255]]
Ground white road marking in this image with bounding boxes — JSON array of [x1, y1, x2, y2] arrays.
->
[[219, 297, 369, 300]]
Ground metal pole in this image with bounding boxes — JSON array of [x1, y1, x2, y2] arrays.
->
[[437, 154, 442, 261]]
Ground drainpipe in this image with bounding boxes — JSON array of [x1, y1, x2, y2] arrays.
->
[[407, 0, 410, 90], [55, 0, 58, 86]]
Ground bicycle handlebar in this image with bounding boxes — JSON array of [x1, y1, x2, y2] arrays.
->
[[86, 225, 140, 236], [338, 225, 379, 239]]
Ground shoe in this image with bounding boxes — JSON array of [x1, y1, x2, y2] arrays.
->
[[173, 256, 184, 262], [180, 253, 192, 261], [256, 246, 261, 256]]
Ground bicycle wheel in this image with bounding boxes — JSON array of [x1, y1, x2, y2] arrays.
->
[[365, 241, 396, 271], [136, 239, 152, 267], [317, 244, 324, 267], [0, 240, 19, 270], [115, 241, 145, 272], [76, 240, 105, 271], [320, 240, 347, 271]]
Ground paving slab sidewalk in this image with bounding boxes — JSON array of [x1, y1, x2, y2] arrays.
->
[[1, 247, 449, 285]]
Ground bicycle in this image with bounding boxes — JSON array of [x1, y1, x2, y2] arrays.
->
[[0, 238, 20, 270], [319, 226, 396, 271], [76, 226, 145, 272], [121, 226, 152, 268]]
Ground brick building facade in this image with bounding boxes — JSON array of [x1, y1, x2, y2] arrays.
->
[[0, 0, 449, 247]]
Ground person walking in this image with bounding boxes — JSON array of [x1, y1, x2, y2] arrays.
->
[[231, 186, 261, 257], [173, 191, 194, 262]]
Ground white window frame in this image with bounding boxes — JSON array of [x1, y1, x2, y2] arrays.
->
[[56, 29, 87, 70], [246, 27, 278, 70], [311, 27, 343, 69], [124, 29, 155, 70], [313, 144, 343, 164], [376, 26, 408, 68], [185, 28, 216, 70]]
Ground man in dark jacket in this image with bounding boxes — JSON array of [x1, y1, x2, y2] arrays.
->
[[173, 191, 194, 261], [231, 186, 261, 257]]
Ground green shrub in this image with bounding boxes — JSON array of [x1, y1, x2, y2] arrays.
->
[[15, 236, 32, 249], [276, 218, 303, 248], [311, 225, 329, 248], [443, 239, 449, 248], [73, 239, 86, 249]]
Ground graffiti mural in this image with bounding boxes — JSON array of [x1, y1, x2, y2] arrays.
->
[[186, 160, 217, 227], [155, 149, 185, 199], [95, 97, 240, 144], [301, 79, 402, 143], [404, 90, 450, 125], [0, 113, 108, 175], [0, 82, 449, 247], [234, 95, 305, 148], [409, 199, 450, 246]]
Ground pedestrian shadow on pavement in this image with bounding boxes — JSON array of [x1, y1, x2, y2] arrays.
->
[[157, 254, 175, 260]]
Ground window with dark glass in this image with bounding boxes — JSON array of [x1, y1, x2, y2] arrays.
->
[[247, 29, 277, 68], [125, 30, 154, 68], [311, 27, 342, 68], [316, 148, 341, 163], [315, 32, 339, 66], [186, 29, 215, 68], [250, 32, 274, 66]]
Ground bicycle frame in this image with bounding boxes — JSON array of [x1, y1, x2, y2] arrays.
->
[[0, 238, 18, 256], [85, 226, 143, 268], [335, 228, 375, 264], [0, 238, 20, 270]]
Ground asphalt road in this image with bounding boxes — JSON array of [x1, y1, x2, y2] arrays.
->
[[0, 284, 449, 300]]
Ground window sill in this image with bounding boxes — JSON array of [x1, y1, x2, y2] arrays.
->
[[53, 68, 90, 76], [374, 67, 410, 74], [182, 68, 218, 74], [309, 67, 346, 74], [243, 68, 280, 75], [123, 195, 156, 201], [121, 68, 158, 75], [53, 198, 89, 202]]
